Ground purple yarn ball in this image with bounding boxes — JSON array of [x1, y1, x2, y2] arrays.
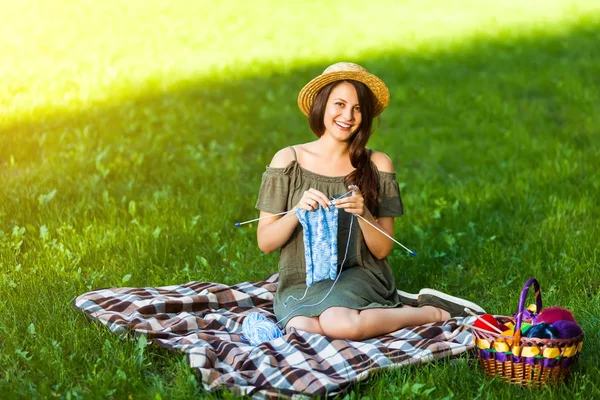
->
[[551, 320, 583, 339]]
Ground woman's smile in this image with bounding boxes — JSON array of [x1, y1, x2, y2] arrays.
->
[[334, 120, 353, 131]]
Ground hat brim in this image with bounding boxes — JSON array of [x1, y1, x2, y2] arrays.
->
[[297, 70, 390, 117]]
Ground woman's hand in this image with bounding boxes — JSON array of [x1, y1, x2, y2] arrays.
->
[[332, 185, 367, 216], [295, 188, 331, 211]]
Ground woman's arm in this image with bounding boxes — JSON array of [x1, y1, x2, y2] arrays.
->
[[357, 213, 395, 260], [257, 210, 300, 254]]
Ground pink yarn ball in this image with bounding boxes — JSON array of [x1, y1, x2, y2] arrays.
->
[[536, 307, 576, 324]]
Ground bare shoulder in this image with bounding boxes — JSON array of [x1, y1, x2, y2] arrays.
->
[[269, 146, 297, 168], [369, 150, 395, 173]]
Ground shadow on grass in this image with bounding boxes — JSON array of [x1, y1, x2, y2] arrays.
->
[[1, 20, 599, 398]]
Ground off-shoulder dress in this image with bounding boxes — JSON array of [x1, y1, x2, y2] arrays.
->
[[255, 150, 405, 327]]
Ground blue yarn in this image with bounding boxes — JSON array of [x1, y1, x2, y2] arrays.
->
[[242, 312, 283, 346], [294, 206, 339, 287]]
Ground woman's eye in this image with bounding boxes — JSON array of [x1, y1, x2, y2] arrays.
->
[[354, 106, 361, 112], [336, 102, 344, 107]]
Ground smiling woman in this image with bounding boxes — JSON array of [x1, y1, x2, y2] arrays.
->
[[254, 62, 486, 340]]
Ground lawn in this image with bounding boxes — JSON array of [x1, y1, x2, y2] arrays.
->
[[1, 0, 599, 398]]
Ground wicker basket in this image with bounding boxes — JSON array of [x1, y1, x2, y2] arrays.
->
[[471, 278, 584, 386]]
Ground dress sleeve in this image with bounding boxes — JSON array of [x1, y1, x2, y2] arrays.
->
[[255, 167, 291, 214], [376, 172, 404, 218]]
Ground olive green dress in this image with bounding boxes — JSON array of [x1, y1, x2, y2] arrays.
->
[[255, 155, 405, 328]]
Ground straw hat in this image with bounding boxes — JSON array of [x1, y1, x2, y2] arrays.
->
[[297, 62, 390, 117]]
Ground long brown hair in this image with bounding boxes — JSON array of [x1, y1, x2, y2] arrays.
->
[[308, 80, 380, 212]]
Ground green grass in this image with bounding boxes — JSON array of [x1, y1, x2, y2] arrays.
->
[[1, 0, 599, 398]]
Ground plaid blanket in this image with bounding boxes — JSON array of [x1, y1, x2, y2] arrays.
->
[[73, 274, 476, 398]]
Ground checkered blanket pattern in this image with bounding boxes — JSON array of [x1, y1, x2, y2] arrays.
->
[[73, 274, 476, 398]]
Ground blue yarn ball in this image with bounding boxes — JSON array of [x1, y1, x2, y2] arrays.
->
[[242, 312, 283, 346], [524, 322, 560, 339]]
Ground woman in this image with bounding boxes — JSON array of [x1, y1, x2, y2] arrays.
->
[[255, 62, 484, 341]]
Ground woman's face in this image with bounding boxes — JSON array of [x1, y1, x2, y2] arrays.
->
[[322, 81, 362, 141]]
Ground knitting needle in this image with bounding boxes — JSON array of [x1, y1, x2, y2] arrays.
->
[[463, 307, 504, 334], [331, 189, 354, 202], [340, 185, 416, 256], [235, 210, 292, 226], [355, 214, 417, 256], [460, 322, 512, 338], [235, 191, 354, 227]]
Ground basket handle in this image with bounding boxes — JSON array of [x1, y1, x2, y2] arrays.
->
[[513, 277, 543, 343]]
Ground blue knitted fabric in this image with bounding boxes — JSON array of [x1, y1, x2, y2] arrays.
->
[[293, 207, 339, 287]]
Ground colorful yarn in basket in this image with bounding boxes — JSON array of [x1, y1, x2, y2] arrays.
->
[[471, 278, 584, 386]]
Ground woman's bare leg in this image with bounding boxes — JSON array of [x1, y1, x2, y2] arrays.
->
[[319, 306, 450, 341], [286, 316, 325, 335]]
